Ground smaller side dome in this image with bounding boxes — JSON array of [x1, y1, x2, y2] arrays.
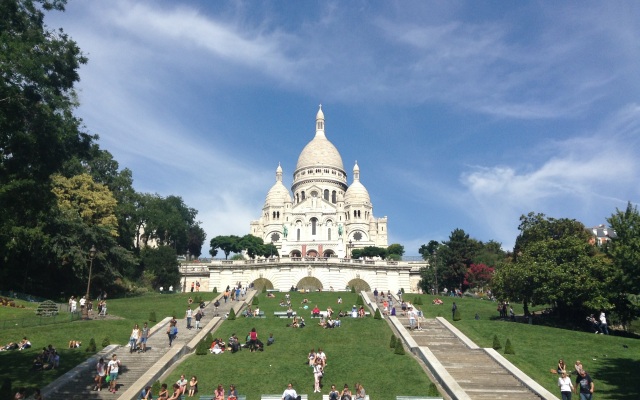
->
[[266, 164, 292, 205], [344, 161, 370, 204]]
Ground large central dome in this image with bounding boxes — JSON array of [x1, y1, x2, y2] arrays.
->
[[295, 105, 344, 172]]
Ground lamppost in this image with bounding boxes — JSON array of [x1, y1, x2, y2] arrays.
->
[[270, 240, 274, 259], [186, 249, 191, 261], [348, 240, 353, 259], [83, 245, 97, 320], [432, 249, 438, 295]]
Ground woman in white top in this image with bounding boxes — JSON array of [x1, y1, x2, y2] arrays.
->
[[129, 324, 140, 353], [558, 371, 574, 400]]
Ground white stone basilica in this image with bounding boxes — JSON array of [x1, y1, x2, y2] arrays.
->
[[180, 107, 426, 293], [250, 106, 388, 258]]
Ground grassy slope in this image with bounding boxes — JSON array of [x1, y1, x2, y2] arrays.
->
[[410, 293, 640, 400], [1, 291, 638, 399], [162, 292, 438, 399]]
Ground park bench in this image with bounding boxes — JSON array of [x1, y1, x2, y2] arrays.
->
[[199, 396, 246, 400], [396, 396, 443, 400], [273, 311, 296, 318], [262, 395, 307, 400]]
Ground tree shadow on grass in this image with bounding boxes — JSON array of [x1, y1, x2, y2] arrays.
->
[[592, 357, 640, 400]]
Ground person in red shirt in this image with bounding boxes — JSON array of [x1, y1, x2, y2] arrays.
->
[[312, 305, 321, 317]]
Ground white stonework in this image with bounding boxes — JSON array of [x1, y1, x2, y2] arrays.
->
[[181, 106, 427, 293], [250, 106, 388, 257]]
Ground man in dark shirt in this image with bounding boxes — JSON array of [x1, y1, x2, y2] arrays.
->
[[575, 370, 594, 400]]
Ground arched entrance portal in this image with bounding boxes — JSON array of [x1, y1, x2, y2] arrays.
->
[[347, 278, 371, 293], [290, 250, 302, 258], [306, 250, 318, 257], [296, 277, 323, 292], [252, 278, 274, 291], [323, 250, 335, 257]]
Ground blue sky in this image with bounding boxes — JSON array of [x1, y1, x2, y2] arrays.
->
[[48, 1, 640, 256]]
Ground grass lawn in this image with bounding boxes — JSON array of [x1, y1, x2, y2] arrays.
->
[[2, 290, 637, 400], [0, 292, 215, 394], [408, 293, 640, 400], [161, 291, 438, 399]]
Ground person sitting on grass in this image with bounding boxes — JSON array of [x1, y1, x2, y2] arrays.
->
[[340, 384, 352, 400], [0, 342, 18, 351], [312, 305, 321, 317], [68, 340, 81, 348], [267, 292, 276, 298], [19, 337, 31, 350], [168, 383, 181, 400], [227, 384, 238, 400], [213, 384, 224, 400], [188, 376, 198, 397], [158, 384, 169, 400]]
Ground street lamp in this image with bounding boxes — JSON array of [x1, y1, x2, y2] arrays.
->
[[432, 249, 438, 295], [83, 245, 97, 320], [348, 240, 353, 259], [186, 249, 191, 261], [270, 240, 274, 259]]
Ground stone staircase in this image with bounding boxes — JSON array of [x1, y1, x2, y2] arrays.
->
[[43, 294, 245, 400], [367, 293, 547, 400]]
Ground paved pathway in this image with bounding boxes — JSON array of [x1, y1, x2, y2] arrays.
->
[[365, 293, 548, 400], [43, 293, 245, 400]]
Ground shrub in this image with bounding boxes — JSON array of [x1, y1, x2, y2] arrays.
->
[[356, 295, 364, 306], [262, 287, 267, 293], [394, 340, 405, 355], [453, 308, 461, 321], [504, 339, 515, 355], [102, 337, 111, 347], [390, 335, 397, 349], [228, 308, 236, 320], [401, 288, 405, 294], [374, 309, 382, 319], [252, 297, 259, 305], [416, 297, 423, 305], [149, 311, 157, 322], [350, 286, 356, 293], [492, 335, 501, 350], [195, 338, 209, 355], [204, 333, 214, 345], [86, 338, 97, 353], [212, 287, 217, 293]]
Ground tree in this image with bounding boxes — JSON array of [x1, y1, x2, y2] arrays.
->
[[0, 0, 93, 293], [607, 202, 640, 294], [606, 202, 640, 325], [493, 213, 614, 318], [464, 263, 494, 289], [140, 246, 180, 289], [419, 240, 440, 260], [387, 243, 405, 256], [210, 235, 241, 259], [439, 229, 479, 290], [239, 234, 264, 259]]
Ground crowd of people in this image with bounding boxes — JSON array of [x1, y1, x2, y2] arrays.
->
[[150, 380, 238, 400]]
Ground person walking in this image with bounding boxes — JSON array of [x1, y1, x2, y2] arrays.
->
[[186, 307, 193, 330], [558, 371, 574, 400], [575, 369, 594, 400], [106, 354, 121, 393], [140, 322, 149, 352], [93, 357, 106, 391], [129, 324, 140, 353], [599, 310, 609, 335], [452, 302, 457, 319]]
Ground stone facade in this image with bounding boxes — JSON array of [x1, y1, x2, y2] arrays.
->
[[250, 106, 387, 258]]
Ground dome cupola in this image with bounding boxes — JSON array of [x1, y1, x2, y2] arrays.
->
[[265, 163, 292, 205], [344, 161, 370, 204]]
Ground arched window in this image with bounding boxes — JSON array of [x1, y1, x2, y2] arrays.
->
[[328, 228, 331, 241], [332, 191, 337, 203], [311, 218, 318, 235], [301, 191, 306, 200], [324, 189, 329, 201], [297, 228, 301, 241]]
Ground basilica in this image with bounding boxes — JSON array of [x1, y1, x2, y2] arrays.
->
[[180, 107, 425, 293], [250, 106, 388, 258]]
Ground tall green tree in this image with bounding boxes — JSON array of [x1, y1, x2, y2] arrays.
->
[[606, 202, 640, 324], [0, 0, 94, 294], [493, 213, 613, 318]]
